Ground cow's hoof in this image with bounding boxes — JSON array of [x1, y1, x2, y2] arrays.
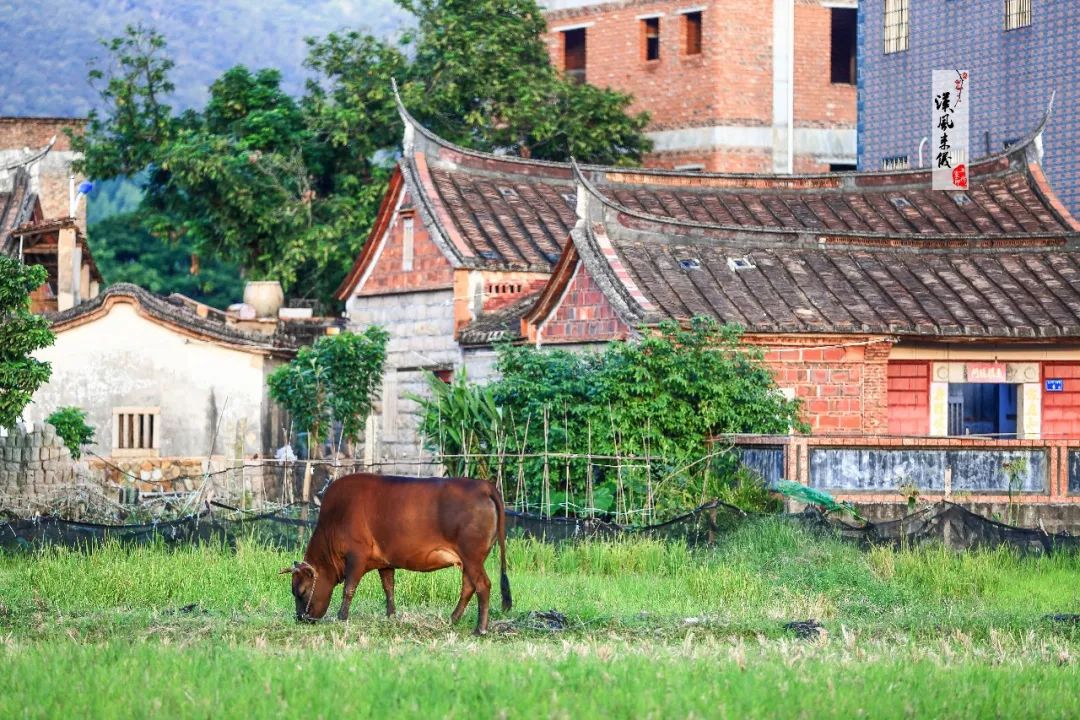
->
[[473, 628, 488, 637]]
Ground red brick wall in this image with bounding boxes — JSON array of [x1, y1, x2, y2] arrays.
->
[[0, 117, 82, 152], [545, 0, 771, 132], [794, 2, 857, 129], [544, 0, 854, 173], [1042, 363, 1080, 439], [887, 361, 931, 436], [540, 263, 630, 342], [761, 340, 892, 435], [0, 117, 88, 229], [356, 198, 454, 296]]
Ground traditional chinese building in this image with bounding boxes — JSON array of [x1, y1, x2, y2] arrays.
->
[[539, 0, 857, 172], [339, 99, 1080, 517], [857, 0, 1080, 216]]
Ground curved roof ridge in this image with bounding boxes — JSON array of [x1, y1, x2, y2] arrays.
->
[[393, 83, 1055, 185], [47, 283, 290, 353], [569, 149, 1078, 245]]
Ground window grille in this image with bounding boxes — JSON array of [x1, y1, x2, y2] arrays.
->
[[884, 0, 909, 54], [1005, 0, 1031, 30], [881, 155, 910, 171], [113, 407, 161, 456]]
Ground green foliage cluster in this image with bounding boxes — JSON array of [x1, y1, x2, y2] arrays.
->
[[74, 2, 650, 305], [268, 328, 390, 455], [89, 213, 243, 309], [415, 318, 805, 519], [45, 407, 95, 459], [0, 258, 54, 429]]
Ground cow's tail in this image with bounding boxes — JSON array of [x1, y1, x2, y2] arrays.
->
[[492, 486, 512, 612]]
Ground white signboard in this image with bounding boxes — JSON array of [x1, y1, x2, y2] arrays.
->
[[932, 70, 969, 190]]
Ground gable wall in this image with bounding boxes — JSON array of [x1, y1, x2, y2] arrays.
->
[[356, 192, 454, 297], [539, 262, 631, 342], [27, 301, 275, 459]]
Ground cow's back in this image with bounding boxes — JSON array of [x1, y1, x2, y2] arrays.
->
[[314, 474, 498, 570]]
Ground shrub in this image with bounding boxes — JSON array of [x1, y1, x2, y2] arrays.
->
[[46, 407, 95, 459], [414, 317, 805, 520]]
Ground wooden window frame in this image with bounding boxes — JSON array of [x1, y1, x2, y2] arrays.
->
[[641, 17, 661, 62], [683, 11, 703, 56]]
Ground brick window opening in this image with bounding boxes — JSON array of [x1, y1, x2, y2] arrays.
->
[[830, 8, 857, 84], [642, 17, 660, 61], [113, 407, 161, 456], [402, 216, 414, 272], [884, 0, 909, 54], [1005, 0, 1031, 30], [829, 163, 856, 172], [684, 11, 702, 55], [563, 28, 586, 83], [881, 155, 910, 171], [485, 281, 524, 295]]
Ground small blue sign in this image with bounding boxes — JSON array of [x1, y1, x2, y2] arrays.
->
[[1046, 379, 1064, 393]]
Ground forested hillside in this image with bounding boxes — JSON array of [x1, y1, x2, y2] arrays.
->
[[0, 0, 410, 116]]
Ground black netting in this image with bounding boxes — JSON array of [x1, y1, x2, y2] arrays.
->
[[2, 500, 1079, 554]]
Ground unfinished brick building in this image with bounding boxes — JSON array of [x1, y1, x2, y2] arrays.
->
[[539, 0, 856, 173], [339, 98, 1080, 517]]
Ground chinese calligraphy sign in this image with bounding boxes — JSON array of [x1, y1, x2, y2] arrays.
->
[[932, 70, 969, 190]]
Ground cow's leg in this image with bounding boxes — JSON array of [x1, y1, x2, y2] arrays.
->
[[470, 565, 493, 636], [378, 568, 396, 617], [449, 570, 475, 624], [337, 553, 367, 622]]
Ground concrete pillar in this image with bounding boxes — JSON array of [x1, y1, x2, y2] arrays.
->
[[929, 381, 949, 436], [1018, 382, 1042, 440], [56, 227, 77, 311], [79, 257, 90, 306], [771, 0, 795, 173]]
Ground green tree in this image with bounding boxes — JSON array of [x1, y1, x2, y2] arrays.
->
[[71, 24, 175, 180], [0, 258, 54, 429], [395, 0, 651, 164], [75, 7, 651, 305], [89, 212, 245, 309], [46, 407, 95, 459], [268, 328, 390, 456]]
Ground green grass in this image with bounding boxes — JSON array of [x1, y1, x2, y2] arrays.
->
[[2, 519, 1080, 718]]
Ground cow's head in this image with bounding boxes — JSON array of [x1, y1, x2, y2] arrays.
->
[[280, 561, 326, 622]]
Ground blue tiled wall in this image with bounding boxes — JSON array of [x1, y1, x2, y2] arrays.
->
[[858, 1, 1080, 216]]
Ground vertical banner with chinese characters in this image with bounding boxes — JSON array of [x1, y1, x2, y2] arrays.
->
[[932, 69, 969, 190]]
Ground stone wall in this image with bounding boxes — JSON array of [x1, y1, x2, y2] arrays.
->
[[0, 423, 82, 503]]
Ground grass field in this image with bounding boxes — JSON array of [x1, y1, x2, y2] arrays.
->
[[2, 519, 1080, 718]]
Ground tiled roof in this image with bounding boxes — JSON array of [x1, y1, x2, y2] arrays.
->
[[47, 284, 322, 355], [458, 291, 539, 346], [395, 99, 1079, 275], [566, 171, 1080, 340]]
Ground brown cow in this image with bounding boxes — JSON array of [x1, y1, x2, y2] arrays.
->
[[280, 473, 511, 634]]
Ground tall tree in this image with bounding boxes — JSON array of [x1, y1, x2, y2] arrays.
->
[[75, 5, 652, 306], [396, 0, 651, 164], [0, 258, 55, 429]]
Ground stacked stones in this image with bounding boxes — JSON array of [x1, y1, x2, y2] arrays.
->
[[0, 423, 80, 502]]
